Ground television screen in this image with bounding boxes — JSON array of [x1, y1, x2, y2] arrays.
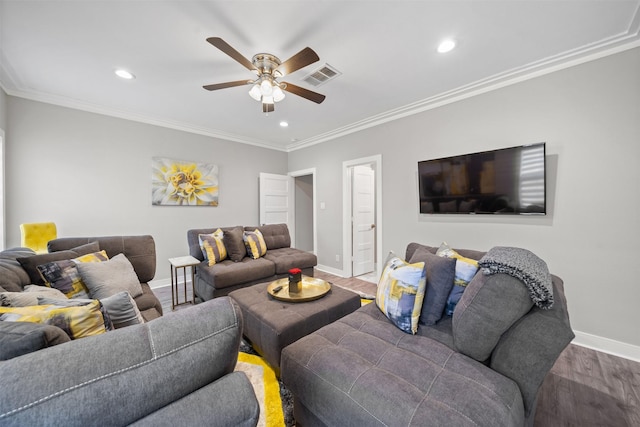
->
[[418, 143, 546, 215]]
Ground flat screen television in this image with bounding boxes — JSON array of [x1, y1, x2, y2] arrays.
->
[[418, 142, 546, 215]]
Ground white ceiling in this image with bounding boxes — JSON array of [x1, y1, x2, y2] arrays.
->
[[1, 1, 639, 151]]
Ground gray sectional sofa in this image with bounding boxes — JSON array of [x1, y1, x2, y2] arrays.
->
[[281, 242, 574, 427], [0, 297, 260, 426], [187, 224, 317, 300]]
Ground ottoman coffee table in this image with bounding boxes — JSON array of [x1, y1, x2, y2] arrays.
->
[[229, 280, 361, 375]]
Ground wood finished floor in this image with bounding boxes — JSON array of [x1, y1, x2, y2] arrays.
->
[[153, 270, 640, 427]]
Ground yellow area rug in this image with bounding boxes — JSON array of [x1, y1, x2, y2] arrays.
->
[[235, 352, 285, 427]]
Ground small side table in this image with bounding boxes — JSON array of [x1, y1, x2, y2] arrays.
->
[[168, 255, 200, 310]]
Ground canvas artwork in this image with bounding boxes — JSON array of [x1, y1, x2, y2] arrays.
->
[[152, 157, 219, 206]]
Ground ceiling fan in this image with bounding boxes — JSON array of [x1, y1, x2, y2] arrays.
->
[[203, 37, 326, 113]]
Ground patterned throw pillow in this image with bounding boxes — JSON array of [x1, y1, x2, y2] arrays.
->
[[36, 251, 109, 299], [243, 229, 267, 260], [0, 300, 110, 339], [39, 291, 142, 329], [376, 252, 427, 334], [436, 242, 479, 316], [199, 229, 227, 266]]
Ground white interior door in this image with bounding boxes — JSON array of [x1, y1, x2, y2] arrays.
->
[[352, 165, 375, 276], [259, 172, 295, 244]]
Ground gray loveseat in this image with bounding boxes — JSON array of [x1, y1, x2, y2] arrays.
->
[[281, 242, 574, 426], [187, 224, 317, 300], [0, 297, 260, 426]]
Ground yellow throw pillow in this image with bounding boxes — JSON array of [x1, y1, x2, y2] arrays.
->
[[243, 229, 267, 260], [199, 229, 227, 266], [0, 300, 109, 339]]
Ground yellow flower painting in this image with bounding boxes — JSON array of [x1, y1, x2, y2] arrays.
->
[[152, 157, 219, 206]]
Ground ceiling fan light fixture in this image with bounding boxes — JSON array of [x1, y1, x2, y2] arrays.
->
[[272, 86, 285, 102], [249, 83, 262, 101], [260, 79, 273, 96], [262, 95, 274, 105]]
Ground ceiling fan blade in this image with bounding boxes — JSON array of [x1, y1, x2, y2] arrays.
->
[[263, 102, 275, 113], [275, 47, 319, 77], [281, 82, 326, 104], [203, 80, 252, 91], [207, 37, 257, 72]]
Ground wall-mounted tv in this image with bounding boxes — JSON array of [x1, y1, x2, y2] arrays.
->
[[418, 142, 546, 215]]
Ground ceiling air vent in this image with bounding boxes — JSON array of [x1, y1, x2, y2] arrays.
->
[[301, 63, 341, 87]]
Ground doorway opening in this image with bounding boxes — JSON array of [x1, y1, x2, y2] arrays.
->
[[342, 155, 382, 281]]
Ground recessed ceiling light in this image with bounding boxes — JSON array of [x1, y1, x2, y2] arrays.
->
[[280, 121, 289, 127], [115, 69, 135, 80], [437, 39, 456, 53]]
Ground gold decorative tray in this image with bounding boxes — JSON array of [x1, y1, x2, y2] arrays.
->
[[267, 276, 331, 302]]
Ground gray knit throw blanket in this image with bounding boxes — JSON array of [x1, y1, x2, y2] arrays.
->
[[478, 246, 554, 309]]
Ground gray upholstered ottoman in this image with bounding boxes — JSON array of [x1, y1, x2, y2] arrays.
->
[[229, 282, 361, 374]]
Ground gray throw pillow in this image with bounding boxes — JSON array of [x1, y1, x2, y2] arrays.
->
[[39, 291, 144, 329], [410, 248, 457, 326], [76, 253, 143, 299], [224, 226, 247, 262], [1, 285, 68, 307]]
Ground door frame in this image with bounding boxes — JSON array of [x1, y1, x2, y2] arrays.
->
[[289, 168, 317, 255], [342, 155, 382, 278]]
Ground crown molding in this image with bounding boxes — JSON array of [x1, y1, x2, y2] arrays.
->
[[0, 84, 288, 152], [287, 34, 640, 152], [2, 6, 638, 154]]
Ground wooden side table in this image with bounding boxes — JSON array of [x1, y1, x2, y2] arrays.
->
[[168, 255, 200, 310]]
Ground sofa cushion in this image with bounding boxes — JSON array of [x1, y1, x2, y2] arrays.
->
[[375, 252, 426, 334], [48, 236, 156, 284], [246, 224, 291, 250], [1, 285, 67, 307], [0, 248, 38, 292], [0, 300, 110, 340], [0, 321, 70, 360], [197, 257, 276, 289], [198, 229, 227, 266], [243, 229, 267, 260], [77, 253, 143, 299], [453, 272, 534, 362], [262, 248, 318, 274], [281, 304, 525, 427], [409, 247, 457, 326]]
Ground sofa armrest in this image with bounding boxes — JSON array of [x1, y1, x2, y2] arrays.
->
[[130, 372, 259, 427], [0, 297, 246, 426]]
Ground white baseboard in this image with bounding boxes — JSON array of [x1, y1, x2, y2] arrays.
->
[[572, 330, 640, 363], [315, 264, 346, 277], [149, 277, 171, 289]]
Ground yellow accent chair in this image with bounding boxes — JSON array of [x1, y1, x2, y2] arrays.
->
[[19, 222, 57, 254]]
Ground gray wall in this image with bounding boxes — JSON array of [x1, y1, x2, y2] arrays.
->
[[5, 97, 288, 276], [289, 47, 640, 348], [294, 174, 313, 251], [0, 88, 6, 130]]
